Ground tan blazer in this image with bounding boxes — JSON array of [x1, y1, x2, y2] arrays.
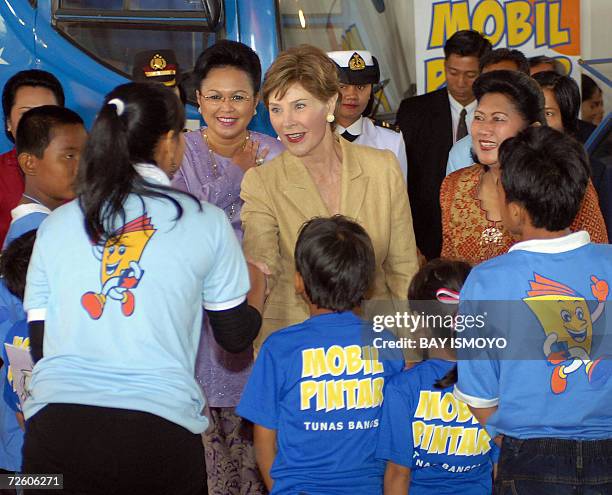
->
[[241, 137, 419, 349]]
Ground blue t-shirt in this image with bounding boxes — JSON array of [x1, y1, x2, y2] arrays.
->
[[3, 203, 51, 248], [2, 204, 49, 413], [455, 232, 612, 440], [3, 319, 28, 413], [237, 311, 404, 494], [445, 135, 472, 176], [23, 186, 250, 434], [0, 282, 25, 471], [376, 359, 497, 495]]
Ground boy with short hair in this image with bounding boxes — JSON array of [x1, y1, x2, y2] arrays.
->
[[454, 126, 612, 492], [0, 69, 65, 246], [4, 105, 86, 247], [237, 215, 403, 494], [0, 105, 85, 476]]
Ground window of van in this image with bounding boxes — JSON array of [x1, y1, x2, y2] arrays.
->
[[277, 0, 414, 121], [53, 0, 222, 103]]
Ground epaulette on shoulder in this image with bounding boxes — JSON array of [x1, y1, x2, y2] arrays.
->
[[371, 118, 400, 133]]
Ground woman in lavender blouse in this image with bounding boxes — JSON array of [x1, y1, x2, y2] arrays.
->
[[172, 40, 283, 494]]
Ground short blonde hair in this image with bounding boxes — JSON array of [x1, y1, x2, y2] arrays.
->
[[262, 44, 339, 106]]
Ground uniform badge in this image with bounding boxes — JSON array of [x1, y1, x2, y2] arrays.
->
[[349, 52, 366, 71], [150, 53, 167, 71], [371, 118, 401, 133]]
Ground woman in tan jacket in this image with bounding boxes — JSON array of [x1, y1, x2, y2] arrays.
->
[[241, 45, 419, 349]]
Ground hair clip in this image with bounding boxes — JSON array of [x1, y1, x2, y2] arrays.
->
[[108, 98, 125, 116], [436, 288, 460, 304]]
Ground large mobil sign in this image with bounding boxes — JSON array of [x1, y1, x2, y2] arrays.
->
[[414, 0, 581, 94]]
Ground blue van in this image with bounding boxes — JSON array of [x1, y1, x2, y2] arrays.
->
[[0, 0, 413, 152]]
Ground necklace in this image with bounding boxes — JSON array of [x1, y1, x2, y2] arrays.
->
[[477, 169, 505, 246], [202, 130, 250, 176], [201, 130, 250, 220], [480, 226, 504, 246], [22, 193, 42, 204]]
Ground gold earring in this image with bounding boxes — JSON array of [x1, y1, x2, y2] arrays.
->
[[326, 113, 335, 123]]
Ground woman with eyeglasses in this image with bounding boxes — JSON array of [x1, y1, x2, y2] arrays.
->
[[172, 40, 283, 495]]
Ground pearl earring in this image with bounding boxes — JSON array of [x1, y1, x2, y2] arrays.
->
[[326, 113, 335, 123], [253, 108, 258, 116]]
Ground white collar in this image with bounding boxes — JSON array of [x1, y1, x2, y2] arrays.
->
[[11, 203, 51, 222], [134, 163, 171, 186], [509, 231, 591, 254], [448, 92, 477, 113], [336, 116, 364, 136]]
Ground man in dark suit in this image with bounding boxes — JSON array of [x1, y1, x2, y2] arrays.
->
[[396, 30, 491, 260]]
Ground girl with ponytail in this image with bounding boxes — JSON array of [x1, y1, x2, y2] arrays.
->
[[376, 259, 500, 495], [21, 82, 261, 494]]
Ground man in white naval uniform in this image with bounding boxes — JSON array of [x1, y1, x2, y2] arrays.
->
[[328, 50, 408, 182]]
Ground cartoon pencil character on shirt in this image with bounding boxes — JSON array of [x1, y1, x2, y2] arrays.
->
[[81, 215, 156, 319], [523, 273, 609, 394]]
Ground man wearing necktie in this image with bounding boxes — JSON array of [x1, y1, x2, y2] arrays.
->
[[395, 30, 491, 260], [327, 50, 408, 182]]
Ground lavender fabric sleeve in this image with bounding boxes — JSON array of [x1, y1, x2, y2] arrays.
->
[[172, 127, 283, 407]]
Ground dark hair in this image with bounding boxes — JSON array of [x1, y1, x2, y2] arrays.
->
[[408, 259, 471, 302], [177, 81, 187, 106], [193, 40, 262, 93], [77, 82, 193, 242], [500, 126, 589, 231], [528, 55, 565, 75], [295, 215, 375, 312], [444, 30, 492, 60], [480, 48, 530, 75], [408, 259, 471, 389], [2, 69, 65, 142], [0, 230, 37, 301], [533, 71, 580, 136], [473, 70, 546, 126], [16, 105, 84, 158], [581, 74, 602, 102]]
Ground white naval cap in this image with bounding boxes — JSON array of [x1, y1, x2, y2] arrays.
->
[[327, 50, 380, 85]]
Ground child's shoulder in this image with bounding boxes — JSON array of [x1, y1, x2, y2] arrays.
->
[[388, 360, 444, 389], [260, 319, 313, 352], [471, 250, 520, 276], [462, 252, 526, 296], [588, 241, 612, 258], [469, 239, 612, 281], [0, 281, 21, 312], [0, 282, 25, 330], [261, 312, 364, 353], [38, 200, 79, 226]]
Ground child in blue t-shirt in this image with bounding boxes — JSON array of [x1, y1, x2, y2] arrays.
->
[[3, 105, 86, 248], [455, 127, 612, 493], [0, 230, 36, 476], [376, 259, 498, 495], [1, 230, 37, 419], [237, 216, 404, 494]]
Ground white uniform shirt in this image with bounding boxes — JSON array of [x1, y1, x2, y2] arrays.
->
[[337, 116, 408, 182]]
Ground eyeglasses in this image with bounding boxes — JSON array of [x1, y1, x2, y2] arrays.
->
[[200, 94, 253, 106]]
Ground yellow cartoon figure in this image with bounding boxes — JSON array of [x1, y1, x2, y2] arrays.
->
[[524, 273, 609, 394], [81, 215, 156, 319]]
